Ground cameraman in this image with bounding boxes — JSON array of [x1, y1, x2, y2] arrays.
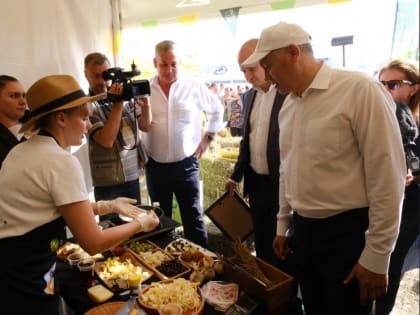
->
[[84, 53, 151, 217]]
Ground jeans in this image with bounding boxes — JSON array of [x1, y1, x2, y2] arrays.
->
[[145, 156, 208, 248]]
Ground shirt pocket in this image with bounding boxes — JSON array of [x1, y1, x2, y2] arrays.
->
[[172, 100, 195, 123], [304, 118, 340, 162]]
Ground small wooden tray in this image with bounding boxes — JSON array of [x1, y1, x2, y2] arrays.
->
[[165, 238, 217, 258], [127, 247, 190, 280], [94, 250, 153, 291], [126, 239, 162, 255]]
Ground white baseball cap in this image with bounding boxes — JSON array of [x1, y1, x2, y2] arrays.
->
[[242, 22, 311, 66]]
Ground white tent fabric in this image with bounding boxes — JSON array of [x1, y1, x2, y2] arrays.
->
[[0, 0, 115, 194], [0, 0, 114, 91]]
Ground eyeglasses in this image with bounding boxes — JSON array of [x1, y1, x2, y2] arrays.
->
[[380, 80, 414, 90]]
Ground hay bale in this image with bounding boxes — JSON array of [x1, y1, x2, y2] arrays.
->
[[216, 136, 241, 149], [200, 155, 235, 209], [200, 136, 244, 209]]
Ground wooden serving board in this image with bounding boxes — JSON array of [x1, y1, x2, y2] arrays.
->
[[164, 238, 217, 258], [94, 250, 153, 291], [127, 247, 190, 280], [85, 301, 146, 315]]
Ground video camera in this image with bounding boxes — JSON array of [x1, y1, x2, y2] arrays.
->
[[102, 62, 150, 102]]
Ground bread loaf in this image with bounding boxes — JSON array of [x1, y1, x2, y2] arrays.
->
[[87, 284, 114, 303]]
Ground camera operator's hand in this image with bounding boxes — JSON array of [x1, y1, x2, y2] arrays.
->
[[135, 97, 153, 132], [134, 97, 150, 109], [107, 82, 124, 103]]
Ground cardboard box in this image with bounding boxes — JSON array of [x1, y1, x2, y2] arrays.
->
[[222, 256, 296, 312]]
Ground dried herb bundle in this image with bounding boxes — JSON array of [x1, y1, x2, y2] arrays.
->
[[232, 240, 273, 286]]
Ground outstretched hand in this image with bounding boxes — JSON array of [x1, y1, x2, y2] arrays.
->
[[97, 197, 141, 218], [109, 197, 143, 218], [135, 209, 160, 232], [343, 262, 388, 305]]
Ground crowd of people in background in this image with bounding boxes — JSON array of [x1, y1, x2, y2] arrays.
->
[[0, 20, 418, 315], [207, 82, 249, 136]]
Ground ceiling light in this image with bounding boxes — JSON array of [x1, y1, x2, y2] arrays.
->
[[176, 0, 210, 8]]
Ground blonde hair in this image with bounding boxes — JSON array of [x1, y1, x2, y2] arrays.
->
[[35, 103, 90, 130], [379, 59, 419, 113]]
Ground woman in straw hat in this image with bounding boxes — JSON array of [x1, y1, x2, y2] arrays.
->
[[0, 75, 159, 314]]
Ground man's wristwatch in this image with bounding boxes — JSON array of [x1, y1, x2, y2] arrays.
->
[[204, 133, 214, 141]]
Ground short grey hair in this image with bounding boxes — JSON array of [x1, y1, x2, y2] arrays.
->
[[299, 43, 313, 54], [155, 40, 176, 58], [84, 52, 110, 68]]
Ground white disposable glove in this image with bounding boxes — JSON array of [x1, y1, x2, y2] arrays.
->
[[96, 197, 141, 218], [135, 210, 160, 232]]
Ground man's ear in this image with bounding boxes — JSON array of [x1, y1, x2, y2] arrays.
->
[[287, 44, 300, 57]]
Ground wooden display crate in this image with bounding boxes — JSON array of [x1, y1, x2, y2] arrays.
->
[[221, 256, 296, 312]]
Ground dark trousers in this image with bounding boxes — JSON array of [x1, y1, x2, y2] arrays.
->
[[293, 208, 373, 315], [145, 156, 208, 248], [247, 169, 281, 266], [375, 195, 419, 315], [230, 127, 243, 137], [94, 179, 141, 220]]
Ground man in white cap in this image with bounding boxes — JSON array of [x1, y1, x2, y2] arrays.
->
[[243, 22, 406, 315]]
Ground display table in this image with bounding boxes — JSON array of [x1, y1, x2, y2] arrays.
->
[[56, 216, 303, 315]]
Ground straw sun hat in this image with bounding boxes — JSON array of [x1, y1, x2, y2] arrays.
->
[[20, 74, 105, 133]]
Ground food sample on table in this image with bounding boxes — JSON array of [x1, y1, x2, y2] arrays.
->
[[138, 250, 172, 268], [159, 303, 183, 315], [165, 238, 216, 257], [87, 284, 114, 303], [56, 241, 103, 261], [95, 251, 153, 291], [128, 245, 190, 280], [139, 278, 202, 313], [201, 281, 238, 312], [179, 250, 217, 284], [128, 240, 160, 254], [156, 258, 189, 278]]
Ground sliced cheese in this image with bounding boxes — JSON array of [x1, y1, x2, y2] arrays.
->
[[87, 284, 114, 303], [129, 307, 140, 315]]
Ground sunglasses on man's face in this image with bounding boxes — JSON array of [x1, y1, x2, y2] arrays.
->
[[380, 80, 414, 91]]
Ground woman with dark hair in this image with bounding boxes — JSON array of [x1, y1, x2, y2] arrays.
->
[[0, 75, 159, 314], [0, 75, 27, 168], [376, 59, 420, 315]]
